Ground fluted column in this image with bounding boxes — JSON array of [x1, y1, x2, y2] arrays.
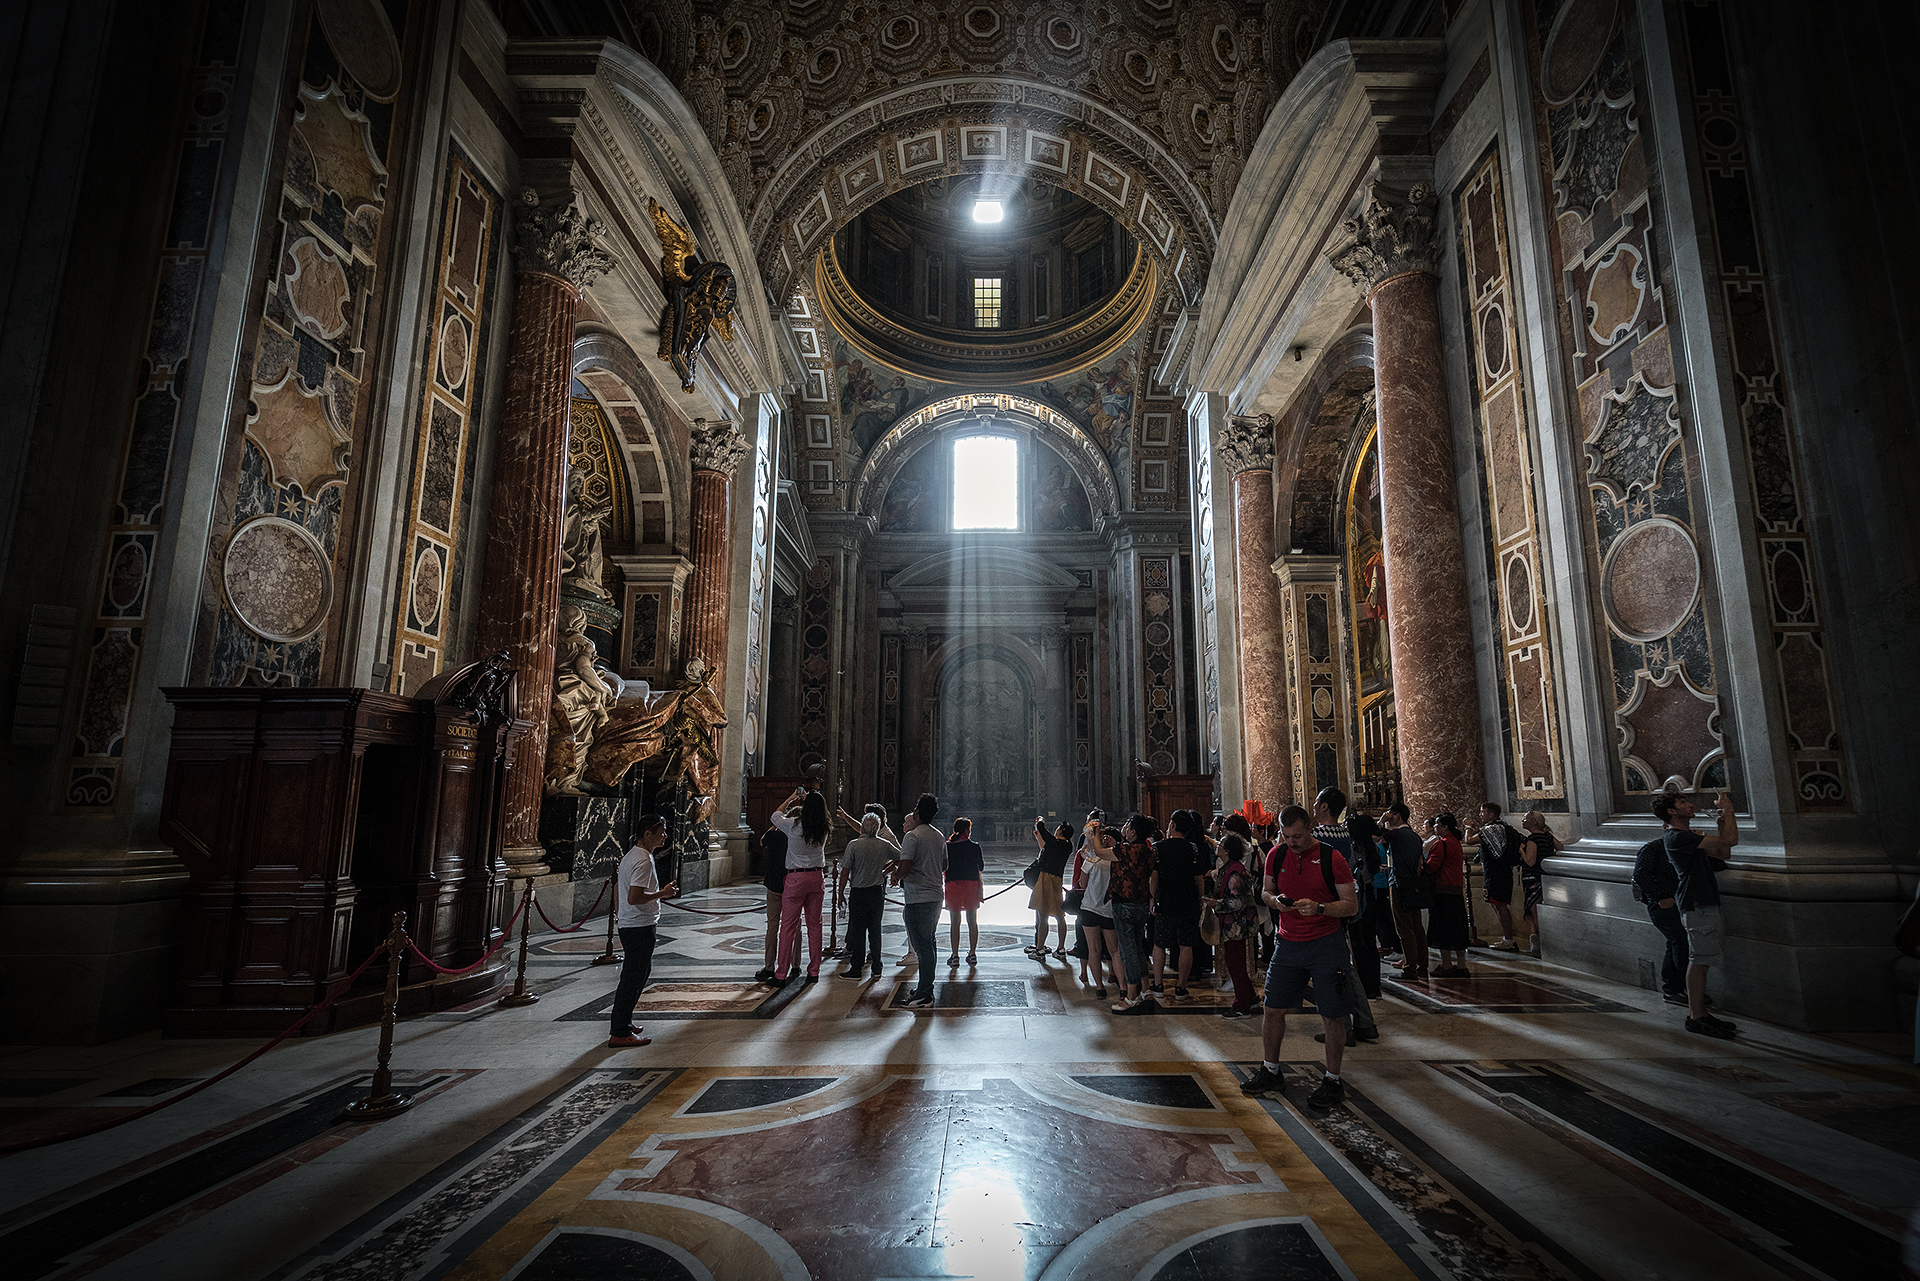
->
[[1222, 413, 1289, 810], [477, 192, 613, 878], [683, 418, 749, 690], [1330, 180, 1486, 823]]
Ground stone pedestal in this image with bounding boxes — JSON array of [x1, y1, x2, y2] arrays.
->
[[538, 794, 629, 882], [1330, 181, 1486, 822], [475, 194, 613, 879], [1223, 414, 1289, 809]]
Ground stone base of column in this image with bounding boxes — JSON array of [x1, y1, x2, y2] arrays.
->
[[502, 844, 552, 880], [1538, 829, 1903, 1032], [0, 852, 189, 1044]]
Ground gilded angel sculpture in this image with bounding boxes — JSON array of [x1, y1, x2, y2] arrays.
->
[[648, 198, 738, 393]]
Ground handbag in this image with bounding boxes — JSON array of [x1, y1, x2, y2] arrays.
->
[[1199, 900, 1222, 946], [1021, 858, 1041, 888], [1063, 887, 1085, 914]]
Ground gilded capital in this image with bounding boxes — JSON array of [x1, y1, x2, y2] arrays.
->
[[689, 417, 750, 475], [1327, 182, 1440, 294], [513, 190, 615, 293], [1219, 413, 1276, 476]]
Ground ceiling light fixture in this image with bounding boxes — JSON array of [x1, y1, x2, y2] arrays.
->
[[971, 199, 1004, 223]]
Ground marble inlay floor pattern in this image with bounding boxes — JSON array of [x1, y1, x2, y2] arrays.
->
[[2, 864, 1915, 1280]]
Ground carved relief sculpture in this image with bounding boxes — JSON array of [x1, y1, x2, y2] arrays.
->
[[559, 471, 615, 601], [515, 189, 615, 291], [546, 605, 623, 795], [1328, 182, 1441, 294], [1220, 412, 1276, 476], [649, 198, 739, 392], [579, 656, 730, 818]]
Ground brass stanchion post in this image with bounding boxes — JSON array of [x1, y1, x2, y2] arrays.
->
[[341, 912, 417, 1121], [497, 878, 540, 1007], [591, 875, 621, 966], [824, 855, 843, 958]]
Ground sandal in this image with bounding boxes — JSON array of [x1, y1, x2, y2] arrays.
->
[[947, 954, 960, 967], [966, 952, 977, 965], [1095, 986, 1107, 1000]]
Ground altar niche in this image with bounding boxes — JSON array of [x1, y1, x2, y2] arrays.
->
[[932, 645, 1038, 822]]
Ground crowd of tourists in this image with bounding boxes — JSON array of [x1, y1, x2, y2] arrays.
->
[[606, 780, 1744, 1090]]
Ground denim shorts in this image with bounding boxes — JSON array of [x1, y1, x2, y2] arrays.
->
[[1262, 931, 1353, 1019]]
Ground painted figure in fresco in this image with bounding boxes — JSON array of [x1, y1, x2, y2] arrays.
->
[[649, 198, 738, 392], [547, 605, 623, 795], [1034, 458, 1091, 531], [1349, 447, 1392, 690], [850, 374, 920, 455]]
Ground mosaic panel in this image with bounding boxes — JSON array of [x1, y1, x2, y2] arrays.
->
[[1522, 0, 1729, 801], [1677, 0, 1846, 810], [63, 3, 249, 806], [1455, 148, 1566, 803], [388, 150, 500, 693]]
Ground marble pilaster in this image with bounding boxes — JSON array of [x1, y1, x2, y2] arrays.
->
[[476, 193, 613, 878], [1041, 626, 1071, 813], [1222, 414, 1289, 809], [1330, 181, 1486, 822]]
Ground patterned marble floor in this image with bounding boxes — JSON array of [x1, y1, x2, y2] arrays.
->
[[1, 853, 1913, 1280]]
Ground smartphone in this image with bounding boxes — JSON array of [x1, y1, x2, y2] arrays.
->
[[1273, 894, 1293, 906]]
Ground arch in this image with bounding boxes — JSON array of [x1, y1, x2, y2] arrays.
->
[[747, 76, 1219, 309], [851, 392, 1122, 525], [1276, 327, 1375, 555], [573, 329, 687, 550]]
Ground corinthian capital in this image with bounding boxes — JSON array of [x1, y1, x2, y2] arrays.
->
[[1219, 413, 1276, 476], [689, 417, 750, 475], [514, 190, 615, 292], [1327, 181, 1439, 295]]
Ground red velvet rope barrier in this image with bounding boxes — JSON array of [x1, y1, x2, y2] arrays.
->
[[405, 892, 529, 976], [533, 878, 611, 934], [0, 944, 389, 1156]]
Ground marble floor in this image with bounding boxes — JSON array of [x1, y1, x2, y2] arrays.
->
[[2, 851, 1914, 1280]]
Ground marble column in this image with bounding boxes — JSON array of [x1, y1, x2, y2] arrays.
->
[[683, 418, 749, 687], [1222, 413, 1290, 809], [1330, 180, 1486, 822], [476, 192, 613, 878]]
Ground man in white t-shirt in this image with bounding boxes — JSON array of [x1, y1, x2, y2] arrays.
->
[[890, 793, 947, 1008], [608, 813, 677, 1048]]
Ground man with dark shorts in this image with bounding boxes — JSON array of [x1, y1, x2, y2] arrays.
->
[[1660, 789, 1740, 1039], [1478, 802, 1524, 951], [1239, 805, 1360, 1112], [1310, 787, 1376, 1046]]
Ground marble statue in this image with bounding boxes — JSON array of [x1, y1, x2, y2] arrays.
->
[[649, 198, 738, 393], [546, 605, 623, 795], [580, 656, 729, 818], [559, 471, 614, 601]]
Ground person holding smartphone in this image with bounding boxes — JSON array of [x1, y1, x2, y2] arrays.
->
[[608, 813, 677, 1048]]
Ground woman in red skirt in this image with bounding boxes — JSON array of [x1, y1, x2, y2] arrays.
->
[[945, 817, 985, 967]]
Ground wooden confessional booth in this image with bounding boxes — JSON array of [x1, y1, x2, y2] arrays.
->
[[158, 658, 526, 1033]]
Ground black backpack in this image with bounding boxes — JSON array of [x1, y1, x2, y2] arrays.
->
[[1629, 838, 1665, 904]]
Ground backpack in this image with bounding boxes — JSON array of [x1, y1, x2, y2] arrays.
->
[[1628, 838, 1665, 904]]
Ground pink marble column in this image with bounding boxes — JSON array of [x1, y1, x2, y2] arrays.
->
[[1222, 413, 1290, 809], [682, 419, 749, 694], [475, 193, 611, 876], [1331, 181, 1487, 823]]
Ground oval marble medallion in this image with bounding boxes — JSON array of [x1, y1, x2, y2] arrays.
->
[[438, 313, 470, 392], [1601, 517, 1699, 642], [412, 545, 444, 630], [1506, 554, 1535, 633], [316, 0, 402, 99], [224, 517, 331, 642], [1311, 687, 1334, 719]]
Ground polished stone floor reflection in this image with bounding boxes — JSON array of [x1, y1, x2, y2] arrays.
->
[[0, 854, 1913, 1280]]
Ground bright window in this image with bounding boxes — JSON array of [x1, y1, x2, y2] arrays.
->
[[973, 276, 1001, 328], [952, 435, 1018, 529]]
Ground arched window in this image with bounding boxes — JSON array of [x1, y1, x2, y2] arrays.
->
[[951, 434, 1019, 529]]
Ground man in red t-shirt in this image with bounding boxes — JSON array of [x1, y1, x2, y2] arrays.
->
[[1238, 805, 1359, 1112]]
